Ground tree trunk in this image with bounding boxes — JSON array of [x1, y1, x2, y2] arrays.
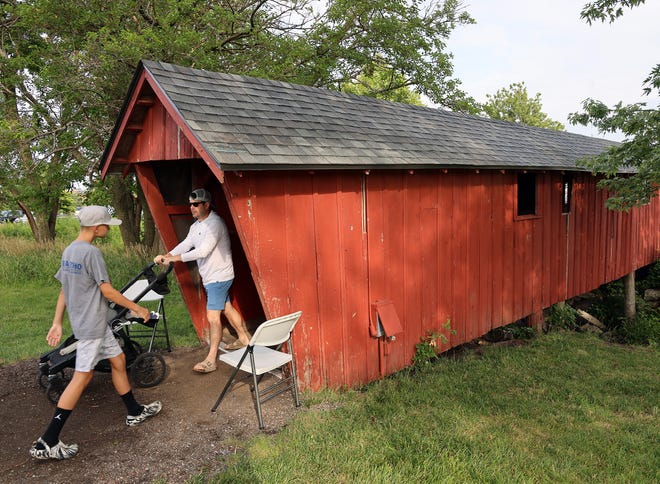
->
[[137, 183, 157, 249], [623, 271, 636, 321], [110, 176, 139, 245]]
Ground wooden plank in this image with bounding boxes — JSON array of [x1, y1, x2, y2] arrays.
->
[[403, 173, 424, 364], [479, 172, 493, 336], [540, 174, 552, 307], [365, 173, 386, 381], [419, 174, 440, 345], [250, 173, 290, 316], [338, 174, 371, 387], [466, 174, 481, 340], [551, 173, 564, 304], [381, 172, 406, 373], [436, 172, 455, 349], [491, 172, 505, 328], [502, 172, 515, 324], [311, 173, 344, 388], [593, 179, 604, 289], [283, 172, 325, 390], [451, 172, 468, 342]]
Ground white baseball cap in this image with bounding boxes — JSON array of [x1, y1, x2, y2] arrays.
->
[[189, 188, 212, 203], [78, 206, 122, 227]]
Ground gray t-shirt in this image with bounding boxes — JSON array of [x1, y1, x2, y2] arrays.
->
[[55, 240, 112, 339]]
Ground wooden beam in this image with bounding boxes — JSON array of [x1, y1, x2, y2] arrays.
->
[[624, 271, 636, 321]]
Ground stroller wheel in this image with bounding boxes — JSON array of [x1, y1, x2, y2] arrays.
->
[[131, 352, 167, 388], [39, 370, 69, 391], [38, 372, 49, 389], [46, 379, 66, 404]]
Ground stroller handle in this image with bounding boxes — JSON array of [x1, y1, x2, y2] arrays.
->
[[110, 262, 174, 320]]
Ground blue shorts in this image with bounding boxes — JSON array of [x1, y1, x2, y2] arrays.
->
[[204, 280, 233, 310]]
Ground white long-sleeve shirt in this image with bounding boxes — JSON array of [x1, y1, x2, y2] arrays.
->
[[169, 211, 234, 284]]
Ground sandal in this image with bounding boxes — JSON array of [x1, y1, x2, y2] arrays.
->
[[225, 340, 247, 351], [193, 360, 217, 373]]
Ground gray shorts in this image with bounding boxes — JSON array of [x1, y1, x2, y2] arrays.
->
[[75, 325, 123, 372]]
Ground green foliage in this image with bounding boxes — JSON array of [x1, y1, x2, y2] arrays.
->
[[411, 319, 455, 370], [580, 0, 647, 25], [504, 321, 536, 339], [342, 66, 424, 105], [1, 0, 479, 243], [570, 1, 659, 210], [638, 260, 660, 292], [588, 281, 627, 329], [546, 303, 579, 331], [566, 264, 660, 346], [482, 82, 565, 130], [316, 0, 478, 111], [616, 304, 660, 346], [569, 89, 660, 210]]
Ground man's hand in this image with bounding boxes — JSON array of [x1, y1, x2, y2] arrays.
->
[[154, 254, 179, 265], [46, 325, 62, 347], [131, 305, 151, 322]]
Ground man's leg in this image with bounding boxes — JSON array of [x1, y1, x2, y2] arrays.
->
[[108, 353, 163, 426], [30, 370, 91, 459], [57, 370, 94, 410], [109, 351, 131, 395], [205, 308, 222, 363], [223, 301, 251, 345]]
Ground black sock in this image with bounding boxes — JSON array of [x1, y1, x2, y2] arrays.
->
[[40, 407, 72, 448], [120, 390, 143, 416]]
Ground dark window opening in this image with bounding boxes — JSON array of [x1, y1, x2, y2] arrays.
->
[[562, 174, 572, 214], [517, 172, 537, 216], [154, 160, 193, 205]]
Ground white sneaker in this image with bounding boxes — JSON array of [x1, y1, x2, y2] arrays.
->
[[29, 437, 79, 460], [126, 400, 162, 426]]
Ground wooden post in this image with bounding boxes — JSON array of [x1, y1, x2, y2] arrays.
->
[[624, 271, 636, 321], [527, 311, 544, 333]]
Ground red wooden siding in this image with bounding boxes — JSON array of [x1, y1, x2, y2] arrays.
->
[[222, 169, 659, 390], [104, 69, 659, 392]]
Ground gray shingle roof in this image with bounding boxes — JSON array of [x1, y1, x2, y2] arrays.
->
[[136, 60, 617, 171]]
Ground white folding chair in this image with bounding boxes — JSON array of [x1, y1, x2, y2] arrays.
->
[[121, 279, 172, 352], [211, 310, 302, 429]]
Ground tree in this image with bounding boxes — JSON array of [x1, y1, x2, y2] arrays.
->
[[482, 82, 565, 130], [341, 65, 424, 105], [1, 0, 477, 244], [569, 0, 659, 210], [0, 1, 92, 241], [579, 0, 646, 23]]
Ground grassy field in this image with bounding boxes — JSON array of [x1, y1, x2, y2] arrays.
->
[[2, 222, 658, 482], [210, 332, 659, 483]]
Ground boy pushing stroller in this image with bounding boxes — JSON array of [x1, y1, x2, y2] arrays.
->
[[30, 206, 162, 460]]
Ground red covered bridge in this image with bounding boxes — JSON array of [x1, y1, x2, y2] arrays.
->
[[101, 61, 660, 391]]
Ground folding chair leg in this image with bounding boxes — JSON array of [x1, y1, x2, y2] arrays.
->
[[289, 340, 301, 408], [159, 300, 172, 352], [250, 353, 266, 429], [211, 349, 250, 412]]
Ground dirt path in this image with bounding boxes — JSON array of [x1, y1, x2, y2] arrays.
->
[[0, 346, 300, 483]]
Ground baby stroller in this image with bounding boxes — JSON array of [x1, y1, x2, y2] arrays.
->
[[37, 262, 174, 404]]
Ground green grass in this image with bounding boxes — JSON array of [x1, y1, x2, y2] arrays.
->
[[212, 333, 659, 483]]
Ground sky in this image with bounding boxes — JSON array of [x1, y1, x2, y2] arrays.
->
[[445, 0, 660, 141]]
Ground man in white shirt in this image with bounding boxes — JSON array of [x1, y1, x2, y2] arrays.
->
[[154, 189, 251, 373]]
